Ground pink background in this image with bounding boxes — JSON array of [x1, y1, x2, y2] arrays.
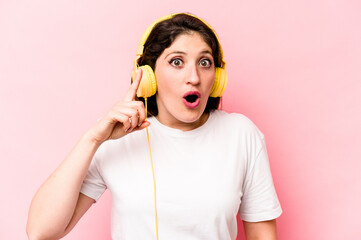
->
[[1, 0, 360, 239]]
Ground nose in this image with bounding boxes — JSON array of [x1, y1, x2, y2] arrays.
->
[[187, 64, 201, 85]]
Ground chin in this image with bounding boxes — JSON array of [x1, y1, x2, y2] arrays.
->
[[178, 108, 207, 124]]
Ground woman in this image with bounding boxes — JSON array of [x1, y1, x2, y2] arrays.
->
[[27, 13, 282, 240]]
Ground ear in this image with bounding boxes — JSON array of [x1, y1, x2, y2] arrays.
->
[[137, 65, 157, 98], [210, 67, 228, 97]]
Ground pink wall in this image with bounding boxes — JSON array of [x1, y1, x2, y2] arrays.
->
[[1, 0, 360, 239]]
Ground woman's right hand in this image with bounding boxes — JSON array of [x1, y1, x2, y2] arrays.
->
[[87, 69, 150, 145], [27, 70, 150, 240]]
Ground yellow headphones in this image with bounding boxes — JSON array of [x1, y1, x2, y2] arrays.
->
[[133, 13, 228, 98]]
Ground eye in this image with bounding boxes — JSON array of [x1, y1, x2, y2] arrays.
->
[[200, 59, 212, 68], [169, 58, 183, 67]]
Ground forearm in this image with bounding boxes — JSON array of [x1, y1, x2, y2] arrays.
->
[[27, 132, 101, 239]]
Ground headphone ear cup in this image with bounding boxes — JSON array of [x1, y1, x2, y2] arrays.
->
[[136, 65, 157, 98], [210, 67, 228, 97]]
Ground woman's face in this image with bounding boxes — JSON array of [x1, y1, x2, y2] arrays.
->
[[154, 31, 215, 131]]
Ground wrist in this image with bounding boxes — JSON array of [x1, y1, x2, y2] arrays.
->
[[81, 130, 104, 149]]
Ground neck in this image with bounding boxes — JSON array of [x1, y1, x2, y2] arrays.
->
[[155, 112, 210, 131]]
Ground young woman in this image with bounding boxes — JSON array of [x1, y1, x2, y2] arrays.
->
[[27, 13, 282, 240]]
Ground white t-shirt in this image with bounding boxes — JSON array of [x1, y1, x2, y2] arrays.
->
[[80, 110, 282, 240]]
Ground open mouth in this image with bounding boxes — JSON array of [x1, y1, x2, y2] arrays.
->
[[183, 91, 201, 108], [185, 94, 199, 103]]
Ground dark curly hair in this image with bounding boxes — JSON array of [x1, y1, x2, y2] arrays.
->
[[135, 13, 223, 116]]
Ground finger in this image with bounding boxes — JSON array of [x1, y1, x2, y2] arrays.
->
[[129, 121, 150, 133], [128, 112, 139, 131], [137, 120, 150, 130], [108, 111, 132, 132], [124, 68, 143, 101], [126, 101, 146, 127], [136, 102, 146, 126], [111, 105, 140, 131]]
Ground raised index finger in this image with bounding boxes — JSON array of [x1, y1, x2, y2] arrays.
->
[[124, 68, 143, 101]]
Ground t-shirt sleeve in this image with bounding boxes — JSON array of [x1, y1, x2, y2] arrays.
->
[[80, 154, 107, 202], [239, 136, 282, 222]]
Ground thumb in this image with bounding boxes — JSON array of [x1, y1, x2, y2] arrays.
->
[[133, 121, 151, 132]]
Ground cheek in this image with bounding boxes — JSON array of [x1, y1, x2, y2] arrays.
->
[[155, 68, 175, 95], [155, 65, 183, 91], [154, 65, 166, 89], [206, 72, 216, 89]]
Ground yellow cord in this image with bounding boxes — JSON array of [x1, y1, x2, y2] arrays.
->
[[145, 97, 159, 240]]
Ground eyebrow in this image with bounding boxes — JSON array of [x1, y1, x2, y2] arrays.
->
[[164, 50, 213, 60]]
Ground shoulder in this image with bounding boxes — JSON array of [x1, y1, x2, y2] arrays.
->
[[212, 110, 254, 124], [211, 110, 264, 139]]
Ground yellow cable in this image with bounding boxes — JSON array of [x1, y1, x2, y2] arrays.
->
[[145, 97, 159, 240]]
